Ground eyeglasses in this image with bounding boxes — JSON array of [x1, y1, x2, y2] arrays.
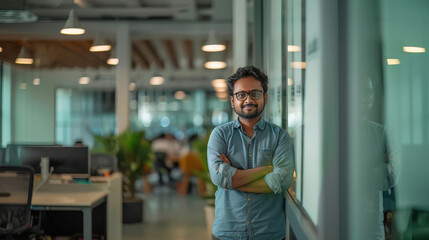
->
[[232, 90, 264, 101]]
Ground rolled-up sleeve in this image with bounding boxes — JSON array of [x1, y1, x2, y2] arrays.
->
[[264, 131, 295, 194], [207, 128, 237, 189]]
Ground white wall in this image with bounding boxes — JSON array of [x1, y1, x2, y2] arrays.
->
[[9, 67, 114, 144]]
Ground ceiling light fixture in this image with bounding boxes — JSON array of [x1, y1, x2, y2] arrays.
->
[[211, 78, 227, 92], [90, 33, 111, 52], [129, 82, 136, 91], [403, 46, 425, 53], [33, 77, 41, 85], [15, 47, 33, 64], [150, 76, 165, 86], [216, 92, 228, 99], [107, 47, 119, 65], [79, 76, 90, 85], [287, 45, 301, 52], [204, 61, 227, 69], [387, 59, 400, 65], [174, 91, 186, 100], [291, 62, 306, 69], [61, 9, 85, 35], [202, 31, 226, 52]]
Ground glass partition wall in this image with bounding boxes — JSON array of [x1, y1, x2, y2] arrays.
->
[[55, 87, 231, 146], [257, 0, 429, 239]]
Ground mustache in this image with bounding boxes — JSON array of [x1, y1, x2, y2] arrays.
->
[[242, 104, 257, 109]]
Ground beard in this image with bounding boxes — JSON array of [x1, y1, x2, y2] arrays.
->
[[233, 102, 265, 119]]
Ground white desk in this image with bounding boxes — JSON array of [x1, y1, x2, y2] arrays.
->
[[31, 183, 107, 240], [31, 173, 122, 240], [90, 173, 123, 240]]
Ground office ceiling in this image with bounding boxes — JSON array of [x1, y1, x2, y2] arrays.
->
[[0, 0, 244, 80]]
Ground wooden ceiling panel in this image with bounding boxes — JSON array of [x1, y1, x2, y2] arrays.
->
[[133, 40, 164, 69], [0, 41, 21, 63], [132, 44, 149, 69], [183, 39, 193, 69], [47, 42, 94, 68], [162, 39, 179, 69], [0, 36, 233, 71], [57, 41, 109, 68]]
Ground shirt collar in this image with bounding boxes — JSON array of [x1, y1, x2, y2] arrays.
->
[[233, 117, 266, 130], [255, 117, 266, 130]]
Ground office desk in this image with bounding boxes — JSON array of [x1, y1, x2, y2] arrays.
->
[[31, 183, 107, 240], [90, 173, 123, 240]]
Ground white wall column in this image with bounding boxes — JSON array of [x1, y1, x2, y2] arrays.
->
[[233, 0, 248, 70], [115, 22, 131, 134], [1, 63, 12, 146]]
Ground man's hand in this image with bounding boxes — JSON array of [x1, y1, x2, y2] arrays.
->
[[220, 154, 231, 166]]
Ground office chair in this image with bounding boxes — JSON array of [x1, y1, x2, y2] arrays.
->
[[90, 153, 118, 176], [0, 166, 34, 239]]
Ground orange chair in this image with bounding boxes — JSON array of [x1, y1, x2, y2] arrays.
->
[[178, 151, 206, 196]]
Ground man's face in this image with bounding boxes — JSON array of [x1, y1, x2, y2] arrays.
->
[[230, 76, 267, 120]]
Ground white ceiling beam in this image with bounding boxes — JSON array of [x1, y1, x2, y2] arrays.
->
[[30, 7, 174, 19], [0, 21, 233, 40]]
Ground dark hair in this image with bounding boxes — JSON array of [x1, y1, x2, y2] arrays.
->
[[227, 65, 268, 96]]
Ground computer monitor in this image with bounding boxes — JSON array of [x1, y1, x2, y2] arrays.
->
[[19, 146, 90, 178]]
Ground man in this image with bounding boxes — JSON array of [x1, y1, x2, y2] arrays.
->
[[207, 66, 295, 240]]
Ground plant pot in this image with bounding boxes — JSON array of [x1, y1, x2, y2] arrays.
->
[[204, 200, 215, 239], [123, 197, 144, 223]]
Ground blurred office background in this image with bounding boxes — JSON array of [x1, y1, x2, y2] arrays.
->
[[1, 0, 429, 239]]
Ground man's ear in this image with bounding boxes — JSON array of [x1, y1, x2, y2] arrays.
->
[[230, 95, 234, 107], [264, 92, 268, 104]]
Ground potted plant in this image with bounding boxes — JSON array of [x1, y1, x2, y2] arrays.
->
[[92, 130, 152, 223], [191, 132, 216, 238]]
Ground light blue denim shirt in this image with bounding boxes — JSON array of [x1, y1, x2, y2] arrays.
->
[[208, 117, 295, 240]]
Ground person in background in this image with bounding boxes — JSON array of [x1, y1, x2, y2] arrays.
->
[[73, 139, 85, 147], [207, 66, 295, 240], [151, 133, 182, 185]]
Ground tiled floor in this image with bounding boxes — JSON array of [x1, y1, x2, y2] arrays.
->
[[123, 185, 209, 240]]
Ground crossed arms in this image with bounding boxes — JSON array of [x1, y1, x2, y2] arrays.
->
[[207, 128, 295, 194], [220, 154, 273, 193]]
